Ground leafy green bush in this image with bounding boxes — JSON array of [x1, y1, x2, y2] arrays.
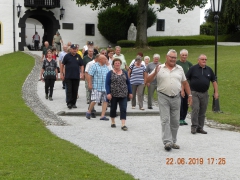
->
[[98, 4, 157, 43], [117, 40, 136, 47], [148, 35, 215, 46]]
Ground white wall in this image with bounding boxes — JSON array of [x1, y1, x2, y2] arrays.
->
[[147, 5, 200, 36], [0, 0, 14, 56]]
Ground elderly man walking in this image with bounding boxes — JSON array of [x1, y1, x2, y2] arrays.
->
[[176, 49, 193, 126], [145, 54, 161, 109], [60, 44, 84, 109], [186, 54, 218, 134], [147, 49, 192, 151]]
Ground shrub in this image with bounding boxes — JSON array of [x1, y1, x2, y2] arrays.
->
[[98, 4, 157, 43], [117, 40, 136, 47], [148, 35, 215, 47]]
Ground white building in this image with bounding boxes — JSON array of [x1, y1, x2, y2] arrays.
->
[[0, 0, 200, 56]]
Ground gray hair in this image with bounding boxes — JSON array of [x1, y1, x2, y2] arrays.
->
[[180, 49, 188, 55], [153, 54, 160, 59], [115, 46, 121, 50], [135, 55, 142, 61], [167, 49, 177, 56], [100, 49, 106, 53], [144, 56, 150, 61]]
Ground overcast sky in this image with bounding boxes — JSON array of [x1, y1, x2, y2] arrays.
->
[[200, 0, 211, 24]]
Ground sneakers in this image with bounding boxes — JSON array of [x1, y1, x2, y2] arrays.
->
[[164, 144, 172, 151], [180, 120, 188, 126], [100, 116, 109, 121], [172, 143, 180, 149], [197, 129, 207, 134], [111, 124, 116, 128], [139, 107, 145, 110], [72, 104, 77, 108], [49, 97, 53, 101], [132, 106, 135, 109], [91, 112, 96, 118], [121, 126, 128, 131], [191, 127, 197, 134], [86, 112, 91, 119], [67, 104, 72, 109]]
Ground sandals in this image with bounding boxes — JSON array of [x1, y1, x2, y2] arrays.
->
[[111, 124, 116, 128], [121, 126, 128, 131]]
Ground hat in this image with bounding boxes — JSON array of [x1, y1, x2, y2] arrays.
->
[[70, 44, 77, 49], [88, 41, 94, 45]]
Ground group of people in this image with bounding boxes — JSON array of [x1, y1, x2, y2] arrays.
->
[[39, 38, 219, 151]]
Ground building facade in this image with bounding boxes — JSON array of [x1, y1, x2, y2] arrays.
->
[[0, 0, 200, 56]]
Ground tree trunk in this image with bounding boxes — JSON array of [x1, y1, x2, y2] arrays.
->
[[135, 0, 148, 48]]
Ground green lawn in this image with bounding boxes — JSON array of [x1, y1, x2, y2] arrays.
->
[[0, 45, 239, 178], [0, 52, 134, 179], [121, 45, 240, 126]]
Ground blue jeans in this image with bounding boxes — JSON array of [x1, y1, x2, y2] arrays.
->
[[110, 97, 127, 120]]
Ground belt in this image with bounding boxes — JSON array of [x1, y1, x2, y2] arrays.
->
[[159, 91, 179, 98]]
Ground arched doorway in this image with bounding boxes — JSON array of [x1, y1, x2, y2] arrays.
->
[[18, 9, 60, 51]]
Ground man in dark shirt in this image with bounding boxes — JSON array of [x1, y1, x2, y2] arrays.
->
[[60, 44, 84, 109], [186, 54, 218, 134], [176, 49, 193, 126]]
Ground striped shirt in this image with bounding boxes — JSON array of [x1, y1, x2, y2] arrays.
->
[[129, 64, 145, 85], [88, 62, 109, 91]]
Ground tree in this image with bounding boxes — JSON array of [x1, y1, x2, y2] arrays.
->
[[204, 0, 240, 34], [98, 4, 157, 43], [74, 0, 208, 48]]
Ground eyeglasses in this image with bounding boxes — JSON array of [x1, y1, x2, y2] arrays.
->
[[168, 55, 177, 59]]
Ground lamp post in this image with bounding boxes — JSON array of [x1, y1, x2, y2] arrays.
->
[[210, 0, 222, 112], [16, 4, 22, 18], [60, 6, 65, 20]]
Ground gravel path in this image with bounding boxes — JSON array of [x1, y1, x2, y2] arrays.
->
[[23, 51, 240, 180]]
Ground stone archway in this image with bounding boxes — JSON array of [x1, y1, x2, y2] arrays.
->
[[18, 9, 60, 51]]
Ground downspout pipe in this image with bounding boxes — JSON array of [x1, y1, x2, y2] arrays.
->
[[13, 0, 16, 52]]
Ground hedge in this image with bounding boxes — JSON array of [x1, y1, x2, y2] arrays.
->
[[117, 35, 215, 47]]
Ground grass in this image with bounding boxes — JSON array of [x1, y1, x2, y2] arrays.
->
[[121, 45, 240, 126], [0, 52, 134, 179]]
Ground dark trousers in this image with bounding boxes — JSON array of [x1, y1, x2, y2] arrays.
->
[[45, 79, 55, 97], [110, 97, 127, 120], [180, 90, 189, 120], [65, 79, 79, 106], [34, 40, 39, 50]]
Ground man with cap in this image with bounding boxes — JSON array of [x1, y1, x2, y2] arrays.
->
[[60, 44, 84, 109], [83, 41, 99, 57], [52, 31, 63, 55]]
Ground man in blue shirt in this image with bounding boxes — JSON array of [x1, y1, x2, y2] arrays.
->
[[60, 44, 84, 109], [86, 55, 109, 120]]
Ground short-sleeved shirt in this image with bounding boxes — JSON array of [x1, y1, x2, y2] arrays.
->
[[150, 63, 186, 96], [129, 64, 146, 85], [88, 62, 109, 92], [113, 54, 127, 69], [145, 62, 159, 85], [53, 35, 62, 43], [58, 51, 67, 62], [176, 60, 193, 75], [62, 53, 83, 79], [85, 60, 96, 73], [42, 59, 57, 80], [83, 55, 95, 71], [42, 46, 52, 57], [186, 64, 216, 92]]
